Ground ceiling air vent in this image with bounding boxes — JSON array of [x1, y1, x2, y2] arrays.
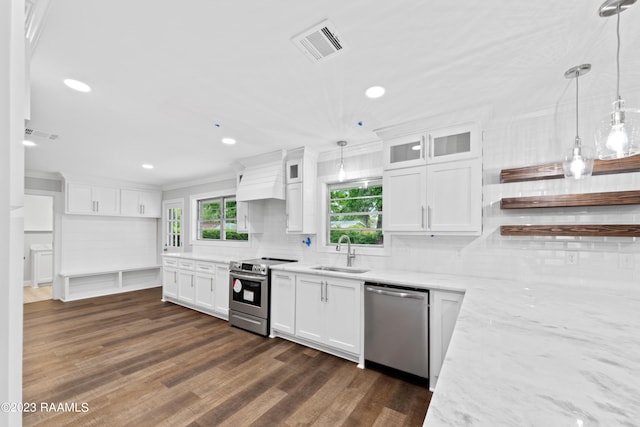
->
[[25, 127, 59, 141], [292, 19, 346, 63]]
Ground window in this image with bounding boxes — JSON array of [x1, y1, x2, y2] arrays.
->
[[197, 196, 248, 241], [328, 178, 383, 246]]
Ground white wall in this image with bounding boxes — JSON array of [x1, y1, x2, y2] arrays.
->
[[0, 1, 25, 426], [60, 216, 158, 273]]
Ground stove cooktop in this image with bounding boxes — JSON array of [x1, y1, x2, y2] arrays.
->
[[229, 257, 297, 274]]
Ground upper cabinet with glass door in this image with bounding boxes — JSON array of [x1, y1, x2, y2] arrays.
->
[[382, 122, 480, 169], [427, 122, 480, 164], [383, 134, 427, 170]]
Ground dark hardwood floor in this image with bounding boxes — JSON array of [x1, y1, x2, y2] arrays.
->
[[23, 288, 431, 426]]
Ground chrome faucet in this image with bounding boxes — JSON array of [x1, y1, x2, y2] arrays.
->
[[336, 234, 356, 267]]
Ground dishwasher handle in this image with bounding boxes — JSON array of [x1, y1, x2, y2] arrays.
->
[[365, 286, 425, 300]]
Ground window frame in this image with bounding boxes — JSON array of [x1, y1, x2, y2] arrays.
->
[[318, 169, 390, 257], [327, 178, 384, 248], [190, 190, 250, 247]]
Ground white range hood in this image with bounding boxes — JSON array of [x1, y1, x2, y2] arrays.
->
[[236, 150, 286, 202]]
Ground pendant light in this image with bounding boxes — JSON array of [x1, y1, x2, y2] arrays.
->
[[594, 0, 640, 159], [563, 64, 594, 179], [337, 140, 347, 182]]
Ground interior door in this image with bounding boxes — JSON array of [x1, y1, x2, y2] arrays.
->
[[162, 200, 183, 253]]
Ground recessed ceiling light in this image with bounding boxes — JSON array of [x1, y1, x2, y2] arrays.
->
[[63, 78, 91, 93], [221, 137, 236, 145], [365, 86, 385, 99], [22, 140, 36, 147], [142, 164, 154, 169]]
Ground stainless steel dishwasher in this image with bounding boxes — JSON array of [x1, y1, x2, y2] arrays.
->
[[364, 282, 429, 379]]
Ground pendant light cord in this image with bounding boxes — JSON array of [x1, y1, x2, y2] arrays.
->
[[575, 72, 580, 143], [616, 4, 621, 101]]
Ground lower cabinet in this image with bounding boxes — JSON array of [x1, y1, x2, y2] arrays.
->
[[177, 260, 196, 303], [271, 271, 296, 334], [195, 272, 215, 310], [214, 264, 229, 318], [162, 267, 178, 299], [162, 257, 228, 320], [429, 289, 463, 390], [274, 273, 362, 358]]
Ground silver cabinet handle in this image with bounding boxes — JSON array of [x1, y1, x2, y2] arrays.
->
[[366, 286, 425, 300], [320, 280, 324, 302], [421, 135, 426, 160], [210, 277, 213, 292], [427, 206, 432, 229], [421, 205, 425, 229], [244, 215, 247, 230], [174, 271, 177, 282], [142, 205, 145, 215], [324, 281, 328, 303]]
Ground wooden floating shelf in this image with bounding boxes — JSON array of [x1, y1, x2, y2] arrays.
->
[[500, 154, 640, 183], [500, 190, 640, 209], [500, 224, 640, 237]]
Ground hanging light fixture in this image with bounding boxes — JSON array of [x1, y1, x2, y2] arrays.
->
[[337, 140, 347, 182], [594, 0, 640, 159], [563, 64, 594, 179]]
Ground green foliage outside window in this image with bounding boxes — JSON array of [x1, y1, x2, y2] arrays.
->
[[328, 179, 383, 245], [198, 196, 248, 241]]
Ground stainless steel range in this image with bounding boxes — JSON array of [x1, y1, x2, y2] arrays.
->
[[228, 257, 296, 336]]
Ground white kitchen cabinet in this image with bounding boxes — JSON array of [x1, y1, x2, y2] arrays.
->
[[236, 200, 264, 234], [270, 271, 297, 335], [194, 272, 215, 310], [162, 266, 178, 299], [214, 263, 229, 318], [430, 290, 463, 390], [194, 261, 215, 310], [285, 148, 317, 234], [66, 182, 120, 215], [383, 166, 427, 232], [120, 189, 162, 218], [427, 122, 480, 164], [295, 274, 361, 355], [323, 278, 361, 354], [426, 159, 482, 234], [177, 260, 196, 304], [383, 133, 427, 170], [286, 159, 303, 184], [162, 256, 228, 319], [286, 182, 304, 233]]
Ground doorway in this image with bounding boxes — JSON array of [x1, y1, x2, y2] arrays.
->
[[23, 194, 54, 303]]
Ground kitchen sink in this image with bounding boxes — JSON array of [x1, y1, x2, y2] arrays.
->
[[311, 266, 370, 274]]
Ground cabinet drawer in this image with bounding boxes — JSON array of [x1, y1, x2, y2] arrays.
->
[[195, 262, 215, 273], [163, 258, 178, 267], [178, 260, 195, 270]]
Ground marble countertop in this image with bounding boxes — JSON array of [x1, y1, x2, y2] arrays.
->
[[272, 262, 640, 426]]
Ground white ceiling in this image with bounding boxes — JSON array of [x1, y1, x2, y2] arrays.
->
[[25, 0, 640, 187]]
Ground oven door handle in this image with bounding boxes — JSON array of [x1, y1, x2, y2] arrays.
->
[[230, 272, 267, 283]]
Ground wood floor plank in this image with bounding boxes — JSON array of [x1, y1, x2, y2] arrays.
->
[[23, 287, 431, 427]]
